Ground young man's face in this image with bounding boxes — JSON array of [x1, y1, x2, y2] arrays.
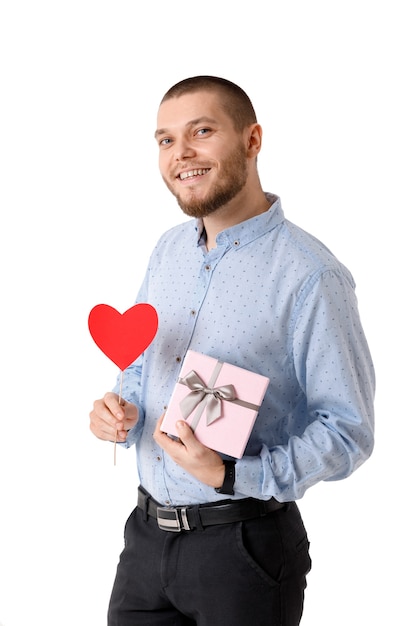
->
[[155, 91, 249, 218]]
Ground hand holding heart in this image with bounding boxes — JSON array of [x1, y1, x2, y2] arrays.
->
[[89, 391, 139, 443], [88, 302, 158, 460]]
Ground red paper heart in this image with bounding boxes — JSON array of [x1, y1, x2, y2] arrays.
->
[[88, 303, 158, 370]]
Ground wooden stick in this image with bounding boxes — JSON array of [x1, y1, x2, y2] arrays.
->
[[114, 369, 124, 466]]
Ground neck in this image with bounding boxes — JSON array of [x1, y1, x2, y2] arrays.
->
[[203, 187, 271, 251]]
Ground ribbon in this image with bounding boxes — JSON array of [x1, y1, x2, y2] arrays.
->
[[179, 370, 237, 426], [178, 360, 261, 432]]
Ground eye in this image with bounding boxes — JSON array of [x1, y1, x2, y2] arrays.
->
[[196, 128, 211, 136], [159, 137, 172, 148]]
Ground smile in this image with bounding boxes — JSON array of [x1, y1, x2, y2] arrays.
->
[[178, 168, 210, 180]]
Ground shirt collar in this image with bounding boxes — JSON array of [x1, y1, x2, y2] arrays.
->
[[195, 193, 284, 248]]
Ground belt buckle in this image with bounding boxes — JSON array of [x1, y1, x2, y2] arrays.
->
[[156, 506, 190, 532]]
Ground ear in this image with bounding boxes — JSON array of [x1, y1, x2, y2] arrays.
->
[[246, 123, 263, 158]]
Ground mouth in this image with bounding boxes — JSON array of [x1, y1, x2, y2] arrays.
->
[[177, 168, 211, 181]]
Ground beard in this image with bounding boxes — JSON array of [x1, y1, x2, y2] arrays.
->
[[162, 141, 248, 219]]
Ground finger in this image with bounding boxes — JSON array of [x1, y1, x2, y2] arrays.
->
[[103, 391, 125, 420], [89, 413, 118, 441], [153, 414, 184, 453], [90, 397, 123, 440], [92, 399, 119, 429], [174, 420, 200, 451]]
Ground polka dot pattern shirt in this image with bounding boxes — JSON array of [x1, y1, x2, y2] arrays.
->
[[117, 194, 375, 505]]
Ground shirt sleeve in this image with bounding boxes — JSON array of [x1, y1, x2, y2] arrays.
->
[[235, 268, 376, 502]]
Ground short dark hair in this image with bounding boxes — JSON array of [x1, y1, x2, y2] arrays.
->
[[160, 76, 257, 131]]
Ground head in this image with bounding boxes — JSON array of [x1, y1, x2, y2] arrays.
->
[[160, 76, 258, 132], [156, 76, 263, 219]]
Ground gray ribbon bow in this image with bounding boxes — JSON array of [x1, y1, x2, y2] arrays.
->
[[179, 370, 237, 426]]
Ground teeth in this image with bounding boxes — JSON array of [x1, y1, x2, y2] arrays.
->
[[179, 168, 209, 180]]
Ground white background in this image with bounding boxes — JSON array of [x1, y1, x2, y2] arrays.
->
[[0, 1, 415, 624]]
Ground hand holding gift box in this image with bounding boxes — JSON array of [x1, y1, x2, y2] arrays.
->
[[160, 350, 270, 458]]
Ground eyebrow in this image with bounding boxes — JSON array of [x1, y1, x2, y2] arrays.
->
[[154, 116, 218, 139]]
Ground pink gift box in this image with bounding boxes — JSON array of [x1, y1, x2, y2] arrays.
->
[[160, 350, 269, 458]]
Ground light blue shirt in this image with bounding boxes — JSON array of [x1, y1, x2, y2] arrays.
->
[[117, 194, 375, 506]]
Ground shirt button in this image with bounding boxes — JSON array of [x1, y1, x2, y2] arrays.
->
[[205, 264, 211, 271], [165, 500, 170, 505], [156, 456, 161, 461], [234, 240, 240, 247], [191, 309, 196, 316], [175, 356, 182, 363]]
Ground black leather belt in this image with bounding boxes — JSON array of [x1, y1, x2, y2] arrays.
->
[[137, 486, 286, 532]]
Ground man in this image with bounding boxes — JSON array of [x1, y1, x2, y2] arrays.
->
[[90, 76, 375, 625]]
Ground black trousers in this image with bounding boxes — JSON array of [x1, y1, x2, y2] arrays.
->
[[108, 500, 311, 626]]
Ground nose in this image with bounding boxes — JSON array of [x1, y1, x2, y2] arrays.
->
[[175, 137, 196, 161]]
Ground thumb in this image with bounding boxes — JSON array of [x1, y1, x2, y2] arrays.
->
[[175, 420, 197, 445]]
